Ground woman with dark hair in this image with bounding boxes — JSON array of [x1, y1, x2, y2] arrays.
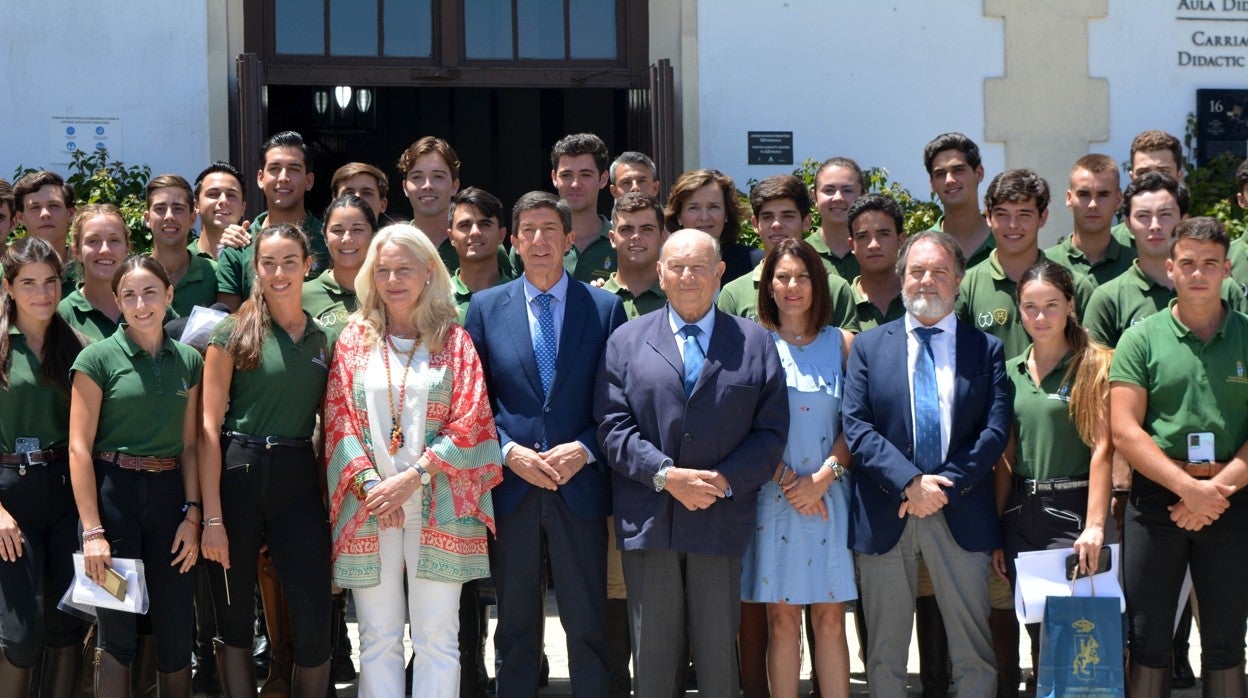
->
[[742, 237, 856, 697], [325, 223, 502, 695], [0, 237, 88, 694], [665, 169, 760, 283], [57, 204, 132, 342], [304, 194, 379, 328], [69, 255, 203, 695], [199, 223, 335, 695], [996, 260, 1114, 677]]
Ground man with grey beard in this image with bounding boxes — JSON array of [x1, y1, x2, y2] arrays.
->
[[842, 230, 1011, 697]]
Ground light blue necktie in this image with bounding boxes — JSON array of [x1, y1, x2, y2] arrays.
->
[[681, 325, 705, 397], [534, 293, 556, 397], [913, 327, 943, 472]]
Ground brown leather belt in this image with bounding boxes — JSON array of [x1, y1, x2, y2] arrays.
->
[[1183, 461, 1225, 478], [0, 448, 68, 466], [94, 451, 180, 473]]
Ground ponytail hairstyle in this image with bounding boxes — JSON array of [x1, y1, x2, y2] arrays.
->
[[225, 223, 312, 371], [0, 237, 85, 392], [1016, 261, 1113, 446]]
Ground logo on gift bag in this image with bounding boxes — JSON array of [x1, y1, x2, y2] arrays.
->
[[1072, 617, 1100, 681]]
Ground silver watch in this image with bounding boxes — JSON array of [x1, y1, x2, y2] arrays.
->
[[821, 457, 845, 480], [652, 463, 672, 492]]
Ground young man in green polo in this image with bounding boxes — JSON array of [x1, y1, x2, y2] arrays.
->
[[1044, 154, 1135, 289], [601, 192, 666, 320]]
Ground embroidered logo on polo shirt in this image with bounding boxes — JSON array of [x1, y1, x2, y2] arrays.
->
[[1229, 361, 1248, 385], [177, 379, 190, 398], [978, 312, 993, 328], [312, 348, 329, 370]]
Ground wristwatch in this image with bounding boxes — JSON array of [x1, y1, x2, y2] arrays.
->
[[653, 460, 673, 492], [821, 456, 845, 480], [414, 462, 432, 486]]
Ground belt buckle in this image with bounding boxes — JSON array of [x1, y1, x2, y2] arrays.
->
[[264, 436, 279, 450], [1029, 478, 1038, 495], [142, 459, 161, 474]]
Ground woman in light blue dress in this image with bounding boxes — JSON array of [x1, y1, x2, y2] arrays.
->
[[743, 238, 856, 697]]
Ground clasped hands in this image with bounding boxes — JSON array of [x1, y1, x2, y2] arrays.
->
[[774, 463, 831, 520], [1168, 463, 1235, 531], [664, 467, 728, 511], [898, 474, 954, 519], [506, 443, 587, 491]]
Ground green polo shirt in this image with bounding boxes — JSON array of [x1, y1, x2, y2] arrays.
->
[[58, 290, 121, 343], [302, 269, 358, 330], [928, 217, 996, 268], [452, 268, 514, 323], [1110, 221, 1134, 248], [167, 252, 219, 317], [1228, 237, 1248, 294], [188, 236, 217, 260], [805, 231, 859, 280], [209, 313, 333, 439], [1110, 301, 1248, 461], [0, 327, 74, 452], [850, 277, 906, 331], [57, 291, 178, 344], [1007, 348, 1090, 480], [602, 274, 666, 320], [565, 215, 616, 283], [214, 210, 329, 299], [71, 328, 203, 457], [716, 262, 861, 333], [1043, 234, 1137, 289], [1082, 261, 1248, 347], [955, 251, 1043, 360]]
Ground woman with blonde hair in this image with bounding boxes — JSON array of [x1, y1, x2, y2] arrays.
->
[[324, 223, 502, 696]]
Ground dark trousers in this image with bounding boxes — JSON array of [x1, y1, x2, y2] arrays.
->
[[0, 459, 84, 668], [490, 487, 609, 697], [621, 548, 742, 698], [207, 440, 331, 667], [93, 461, 194, 672], [1124, 478, 1248, 670]]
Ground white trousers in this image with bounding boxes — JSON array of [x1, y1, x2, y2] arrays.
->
[[353, 507, 464, 698]]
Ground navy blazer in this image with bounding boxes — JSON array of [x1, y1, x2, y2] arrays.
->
[[464, 276, 627, 520], [841, 316, 1010, 555], [594, 308, 789, 557]]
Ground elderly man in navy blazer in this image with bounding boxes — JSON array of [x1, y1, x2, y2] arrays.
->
[[841, 230, 1010, 697], [594, 228, 789, 697], [465, 191, 626, 697]]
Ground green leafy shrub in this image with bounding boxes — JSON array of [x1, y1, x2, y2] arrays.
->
[[737, 158, 942, 248], [1181, 113, 1247, 240], [12, 148, 152, 251]]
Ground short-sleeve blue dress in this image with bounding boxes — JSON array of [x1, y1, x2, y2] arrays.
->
[[741, 326, 857, 604]]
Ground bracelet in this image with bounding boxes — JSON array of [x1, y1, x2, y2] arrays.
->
[[82, 526, 105, 539], [202, 517, 224, 527], [184, 516, 201, 527]]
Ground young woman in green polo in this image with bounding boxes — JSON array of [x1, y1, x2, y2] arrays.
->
[[995, 260, 1114, 677], [199, 224, 335, 694], [56, 205, 132, 343], [68, 256, 203, 695], [0, 237, 89, 693]]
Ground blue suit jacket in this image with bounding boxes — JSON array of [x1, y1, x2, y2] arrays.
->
[[841, 316, 1010, 554], [464, 276, 626, 520], [594, 308, 789, 557]]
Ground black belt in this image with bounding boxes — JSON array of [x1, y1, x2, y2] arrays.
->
[[223, 430, 313, 450], [1012, 474, 1089, 495], [0, 447, 68, 474]]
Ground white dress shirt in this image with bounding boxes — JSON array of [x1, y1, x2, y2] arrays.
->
[[904, 312, 957, 463]]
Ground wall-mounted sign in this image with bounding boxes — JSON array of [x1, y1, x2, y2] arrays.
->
[[1195, 89, 1248, 165], [1175, 2, 1248, 68], [49, 116, 123, 165], [748, 131, 793, 165]]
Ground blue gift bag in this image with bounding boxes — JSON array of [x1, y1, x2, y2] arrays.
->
[[1037, 594, 1125, 697]]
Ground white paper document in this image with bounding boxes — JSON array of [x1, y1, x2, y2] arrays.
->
[[65, 553, 149, 615], [1013, 544, 1125, 624]]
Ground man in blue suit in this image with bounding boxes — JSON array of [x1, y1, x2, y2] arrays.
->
[[594, 228, 789, 697], [464, 191, 626, 697], [842, 230, 1010, 697]]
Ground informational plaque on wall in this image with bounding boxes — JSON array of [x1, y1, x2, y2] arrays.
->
[[1195, 89, 1248, 166], [748, 131, 793, 165]]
